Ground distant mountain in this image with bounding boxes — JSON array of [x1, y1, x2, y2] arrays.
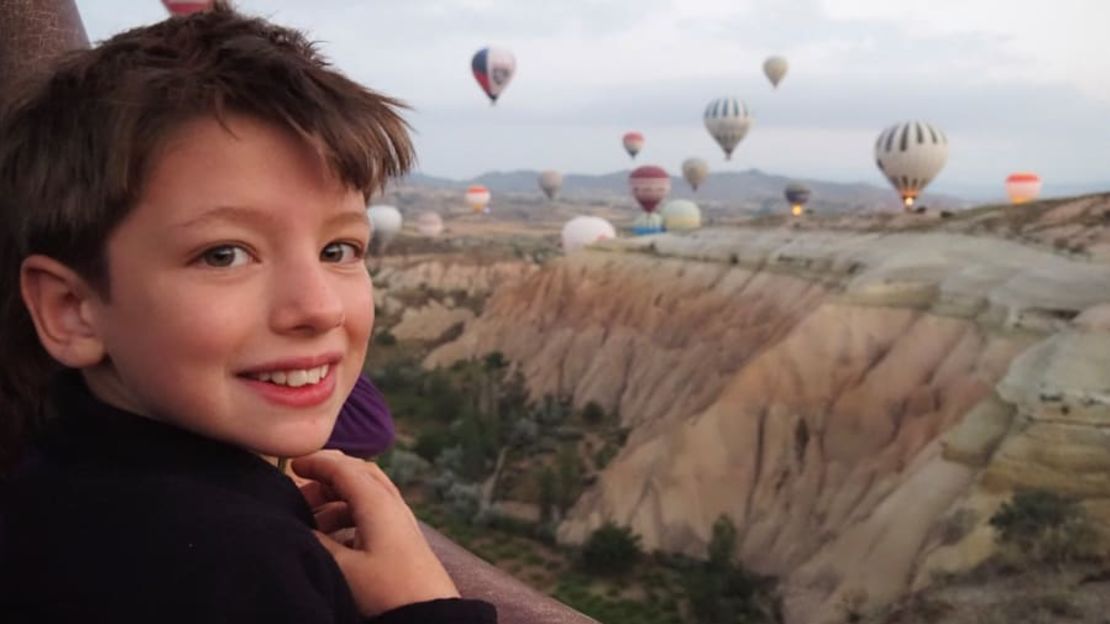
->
[[396, 168, 968, 214]]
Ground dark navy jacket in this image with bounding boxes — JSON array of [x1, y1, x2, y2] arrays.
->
[[0, 372, 494, 624]]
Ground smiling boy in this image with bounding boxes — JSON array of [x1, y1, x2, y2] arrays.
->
[[0, 7, 493, 623]]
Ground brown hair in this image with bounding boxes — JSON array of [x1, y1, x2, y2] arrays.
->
[[0, 5, 414, 472]]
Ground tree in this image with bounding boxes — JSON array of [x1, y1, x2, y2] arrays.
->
[[580, 523, 642, 577]]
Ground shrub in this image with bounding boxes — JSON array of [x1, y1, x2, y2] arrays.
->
[[374, 329, 398, 346], [580, 523, 642, 577], [989, 489, 1101, 563], [582, 401, 606, 425], [412, 430, 451, 463]]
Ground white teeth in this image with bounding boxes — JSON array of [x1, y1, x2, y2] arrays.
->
[[287, 370, 308, 387], [251, 365, 330, 387]]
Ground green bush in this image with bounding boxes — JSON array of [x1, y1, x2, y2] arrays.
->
[[580, 523, 642, 577], [582, 401, 606, 425], [989, 489, 1101, 563], [374, 329, 397, 346], [413, 429, 451, 463]]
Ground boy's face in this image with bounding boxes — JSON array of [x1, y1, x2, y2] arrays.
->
[[82, 114, 373, 457]]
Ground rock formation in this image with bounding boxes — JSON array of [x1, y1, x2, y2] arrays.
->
[[424, 198, 1110, 622]]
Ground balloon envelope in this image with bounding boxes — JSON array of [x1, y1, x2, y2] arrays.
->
[[162, 0, 213, 15], [415, 211, 444, 237], [539, 170, 563, 200], [562, 216, 616, 253], [629, 165, 671, 213], [661, 200, 701, 231], [471, 47, 516, 104], [367, 205, 403, 247], [763, 56, 788, 88], [704, 97, 752, 160], [1005, 172, 1042, 204], [874, 121, 949, 209], [631, 212, 664, 236], [465, 185, 491, 213], [622, 132, 644, 159], [784, 182, 811, 206], [681, 158, 709, 191]]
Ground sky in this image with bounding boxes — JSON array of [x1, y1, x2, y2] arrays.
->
[[75, 0, 1110, 200]]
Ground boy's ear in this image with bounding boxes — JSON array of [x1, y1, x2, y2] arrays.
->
[[20, 255, 106, 368]]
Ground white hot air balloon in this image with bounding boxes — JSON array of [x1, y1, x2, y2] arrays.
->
[[681, 158, 709, 191], [415, 211, 444, 237], [471, 47, 516, 105], [874, 121, 949, 210], [763, 56, 788, 88], [539, 170, 563, 200], [704, 97, 752, 160], [660, 200, 701, 231], [562, 216, 616, 253], [367, 204, 403, 254]]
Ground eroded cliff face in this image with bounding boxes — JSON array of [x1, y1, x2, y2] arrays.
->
[[423, 207, 1110, 622]]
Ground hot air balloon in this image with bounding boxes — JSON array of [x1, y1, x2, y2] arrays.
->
[[161, 0, 214, 15], [471, 47, 516, 105], [622, 132, 644, 159], [539, 170, 563, 200], [763, 56, 788, 88], [465, 184, 491, 214], [367, 204, 402, 254], [874, 121, 949, 210], [629, 165, 670, 213], [415, 211, 444, 237], [681, 158, 709, 191], [1005, 172, 1042, 204], [631, 212, 664, 236], [661, 200, 701, 231], [704, 97, 752, 160], [562, 216, 616, 253], [784, 182, 811, 217]]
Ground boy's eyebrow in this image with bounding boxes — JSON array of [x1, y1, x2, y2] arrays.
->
[[174, 205, 370, 230]]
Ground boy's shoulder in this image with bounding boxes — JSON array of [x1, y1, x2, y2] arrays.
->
[[0, 447, 359, 622]]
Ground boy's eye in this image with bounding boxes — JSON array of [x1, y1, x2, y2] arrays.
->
[[321, 242, 362, 263], [200, 245, 251, 268]]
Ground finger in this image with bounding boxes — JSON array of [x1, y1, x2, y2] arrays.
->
[[314, 501, 354, 534], [364, 462, 403, 499], [312, 529, 348, 561], [293, 453, 396, 537], [298, 479, 339, 509]]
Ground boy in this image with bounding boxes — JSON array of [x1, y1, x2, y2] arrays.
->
[[0, 6, 494, 623]]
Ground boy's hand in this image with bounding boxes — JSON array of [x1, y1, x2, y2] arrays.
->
[[291, 451, 460, 617]]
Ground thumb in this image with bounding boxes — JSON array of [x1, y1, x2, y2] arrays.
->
[[313, 529, 348, 561]]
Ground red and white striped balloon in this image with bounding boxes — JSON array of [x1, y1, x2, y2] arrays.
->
[[628, 165, 670, 213]]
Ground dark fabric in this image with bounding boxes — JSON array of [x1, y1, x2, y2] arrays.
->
[[327, 375, 395, 457], [0, 371, 494, 624]]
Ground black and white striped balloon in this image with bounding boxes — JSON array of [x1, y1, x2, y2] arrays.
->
[[874, 121, 948, 208]]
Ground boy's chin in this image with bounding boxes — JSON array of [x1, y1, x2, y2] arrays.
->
[[252, 431, 332, 460]]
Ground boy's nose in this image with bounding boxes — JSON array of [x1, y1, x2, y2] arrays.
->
[[269, 261, 345, 334]]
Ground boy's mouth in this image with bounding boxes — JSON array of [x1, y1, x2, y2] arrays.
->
[[245, 364, 330, 388]]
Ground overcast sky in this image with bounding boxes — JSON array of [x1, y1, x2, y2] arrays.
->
[[75, 0, 1110, 199]]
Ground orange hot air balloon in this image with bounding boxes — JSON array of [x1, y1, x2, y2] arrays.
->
[[162, 0, 215, 15], [1005, 172, 1042, 204]]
